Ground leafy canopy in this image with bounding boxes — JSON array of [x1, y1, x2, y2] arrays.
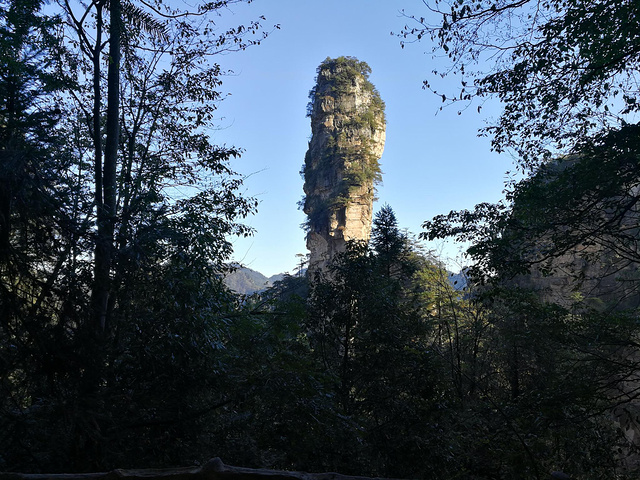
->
[[400, 0, 640, 168]]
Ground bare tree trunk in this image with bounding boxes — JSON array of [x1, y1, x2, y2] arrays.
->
[[91, 0, 120, 335], [80, 0, 121, 468]]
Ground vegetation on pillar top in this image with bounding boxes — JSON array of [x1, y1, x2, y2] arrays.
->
[[307, 56, 385, 125]]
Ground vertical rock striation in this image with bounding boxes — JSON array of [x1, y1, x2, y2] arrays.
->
[[302, 57, 386, 275]]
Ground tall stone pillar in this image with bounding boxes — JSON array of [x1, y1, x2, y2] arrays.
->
[[301, 57, 386, 275]]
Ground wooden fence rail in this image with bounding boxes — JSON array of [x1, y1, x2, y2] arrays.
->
[[0, 458, 397, 480]]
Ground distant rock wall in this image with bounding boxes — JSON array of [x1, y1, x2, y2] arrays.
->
[[302, 57, 386, 275]]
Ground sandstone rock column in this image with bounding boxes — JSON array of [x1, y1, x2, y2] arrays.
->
[[301, 57, 386, 275]]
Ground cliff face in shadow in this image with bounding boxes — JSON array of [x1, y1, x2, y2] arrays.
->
[[503, 154, 640, 468], [301, 57, 386, 275], [507, 156, 640, 312]]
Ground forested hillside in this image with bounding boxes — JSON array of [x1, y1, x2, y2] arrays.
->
[[2, 0, 640, 479]]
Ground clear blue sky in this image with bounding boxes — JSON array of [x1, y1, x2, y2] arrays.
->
[[212, 0, 514, 277]]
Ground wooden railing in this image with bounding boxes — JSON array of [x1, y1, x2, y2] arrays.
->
[[0, 458, 396, 480]]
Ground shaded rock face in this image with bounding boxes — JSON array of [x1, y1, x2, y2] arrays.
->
[[515, 246, 640, 311], [515, 242, 640, 471], [507, 157, 640, 470], [302, 57, 386, 275], [511, 158, 640, 312]]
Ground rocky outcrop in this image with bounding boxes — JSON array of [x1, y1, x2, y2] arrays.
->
[[301, 57, 386, 275]]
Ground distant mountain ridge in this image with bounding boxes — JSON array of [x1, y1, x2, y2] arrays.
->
[[449, 270, 468, 291], [223, 266, 286, 294], [225, 265, 466, 295]]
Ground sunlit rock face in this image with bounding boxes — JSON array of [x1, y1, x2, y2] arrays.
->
[[301, 57, 386, 275]]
